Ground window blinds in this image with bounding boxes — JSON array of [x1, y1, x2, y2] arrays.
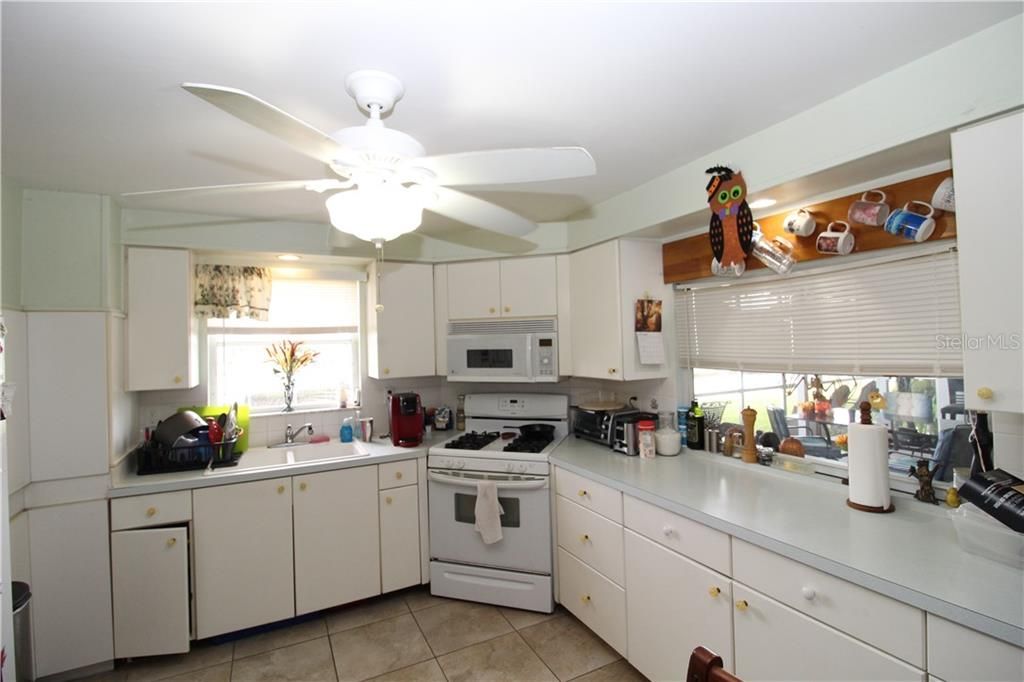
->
[[675, 250, 963, 376]]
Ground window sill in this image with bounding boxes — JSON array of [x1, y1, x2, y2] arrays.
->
[[250, 404, 363, 418]]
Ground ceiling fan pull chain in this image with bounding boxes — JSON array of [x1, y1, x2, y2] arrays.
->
[[375, 239, 386, 313]]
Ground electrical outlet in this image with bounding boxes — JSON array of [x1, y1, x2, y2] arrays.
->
[[650, 398, 659, 410]]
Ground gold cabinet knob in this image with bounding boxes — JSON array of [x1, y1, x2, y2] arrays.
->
[[578, 489, 588, 498], [395, 471, 403, 480], [385, 496, 393, 505], [735, 599, 749, 611], [146, 507, 157, 517], [277, 485, 286, 494], [608, 368, 617, 375], [580, 534, 590, 543], [489, 307, 496, 314], [173, 375, 182, 384], [166, 537, 177, 548], [299, 482, 308, 491], [383, 368, 390, 375], [581, 594, 591, 604], [709, 586, 721, 598], [504, 306, 511, 313], [977, 387, 994, 400]]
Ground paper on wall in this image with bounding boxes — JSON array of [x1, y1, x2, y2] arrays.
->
[[636, 332, 665, 365]]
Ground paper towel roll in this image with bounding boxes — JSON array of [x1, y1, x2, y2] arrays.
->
[[847, 422, 892, 511]]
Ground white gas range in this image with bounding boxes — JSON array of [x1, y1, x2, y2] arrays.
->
[[427, 393, 568, 613]]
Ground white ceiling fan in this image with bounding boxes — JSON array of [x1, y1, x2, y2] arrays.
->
[[124, 70, 596, 246]]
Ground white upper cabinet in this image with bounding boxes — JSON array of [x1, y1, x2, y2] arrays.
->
[[126, 247, 198, 391], [569, 240, 669, 381], [367, 261, 435, 378], [951, 111, 1024, 414], [447, 256, 558, 319]]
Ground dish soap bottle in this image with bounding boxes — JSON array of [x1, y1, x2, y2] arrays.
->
[[340, 417, 354, 443]]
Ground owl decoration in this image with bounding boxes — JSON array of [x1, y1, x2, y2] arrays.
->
[[706, 165, 755, 276]]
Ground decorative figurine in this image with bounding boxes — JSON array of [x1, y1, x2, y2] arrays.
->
[[945, 486, 961, 508], [909, 459, 939, 504], [706, 165, 755, 276]]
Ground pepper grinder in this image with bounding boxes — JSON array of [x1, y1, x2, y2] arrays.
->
[[741, 406, 758, 463]]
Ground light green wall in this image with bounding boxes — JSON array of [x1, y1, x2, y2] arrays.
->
[[565, 14, 1024, 251], [1, 177, 24, 308]]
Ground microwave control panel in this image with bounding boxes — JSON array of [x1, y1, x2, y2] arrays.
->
[[534, 335, 557, 379]]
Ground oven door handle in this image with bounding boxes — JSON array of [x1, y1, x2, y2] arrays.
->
[[428, 471, 548, 490]]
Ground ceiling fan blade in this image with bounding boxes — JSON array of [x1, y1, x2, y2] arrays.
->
[[121, 180, 342, 199], [182, 83, 344, 165], [428, 187, 538, 237], [414, 147, 596, 187]]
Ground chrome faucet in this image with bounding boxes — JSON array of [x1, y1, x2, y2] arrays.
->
[[285, 423, 314, 444]]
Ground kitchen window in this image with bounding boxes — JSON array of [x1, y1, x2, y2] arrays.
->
[[207, 275, 360, 413]]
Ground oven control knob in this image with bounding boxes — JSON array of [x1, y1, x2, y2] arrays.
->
[[457, 461, 466, 470], [517, 464, 528, 473], [505, 463, 514, 472]]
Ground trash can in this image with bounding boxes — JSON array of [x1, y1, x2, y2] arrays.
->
[[12, 581, 33, 682]]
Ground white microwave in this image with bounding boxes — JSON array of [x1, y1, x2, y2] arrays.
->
[[446, 319, 558, 382]]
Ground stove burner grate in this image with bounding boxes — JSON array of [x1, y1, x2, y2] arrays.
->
[[444, 431, 500, 451], [503, 434, 555, 454]]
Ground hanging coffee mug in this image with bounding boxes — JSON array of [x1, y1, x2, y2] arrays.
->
[[782, 208, 816, 237], [884, 201, 936, 242], [751, 230, 797, 275], [848, 190, 890, 226], [931, 177, 955, 212], [817, 221, 855, 255]]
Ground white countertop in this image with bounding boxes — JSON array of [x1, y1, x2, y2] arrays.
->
[[109, 431, 455, 498], [550, 437, 1024, 648]]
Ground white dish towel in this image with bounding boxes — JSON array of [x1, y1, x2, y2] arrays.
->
[[474, 480, 505, 544]]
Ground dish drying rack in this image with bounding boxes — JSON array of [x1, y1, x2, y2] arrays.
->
[[134, 428, 244, 475]]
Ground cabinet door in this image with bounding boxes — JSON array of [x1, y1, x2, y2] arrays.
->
[[194, 478, 294, 638], [368, 261, 435, 378], [927, 615, 1024, 682], [126, 247, 198, 391], [951, 112, 1023, 413], [569, 241, 623, 379], [732, 584, 924, 682], [293, 467, 381, 615], [380, 485, 421, 593], [447, 261, 501, 319], [499, 256, 557, 318], [625, 531, 733, 680], [111, 527, 189, 658]]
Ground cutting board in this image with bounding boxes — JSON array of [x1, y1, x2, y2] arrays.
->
[[178, 404, 250, 453]]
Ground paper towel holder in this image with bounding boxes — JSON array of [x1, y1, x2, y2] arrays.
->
[[846, 401, 896, 514]]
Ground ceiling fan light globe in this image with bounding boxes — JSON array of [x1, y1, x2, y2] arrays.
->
[[325, 184, 423, 244]]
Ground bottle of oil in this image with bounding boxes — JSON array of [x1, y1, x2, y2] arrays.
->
[[686, 400, 705, 450], [455, 394, 466, 431]]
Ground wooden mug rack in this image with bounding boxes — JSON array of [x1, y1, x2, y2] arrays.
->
[[662, 170, 956, 285]]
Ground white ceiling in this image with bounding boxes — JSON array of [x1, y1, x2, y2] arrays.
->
[[2, 2, 1019, 232]]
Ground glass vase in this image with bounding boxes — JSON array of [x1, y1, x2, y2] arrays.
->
[[282, 374, 295, 412]]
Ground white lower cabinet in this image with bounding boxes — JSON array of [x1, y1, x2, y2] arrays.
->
[[194, 477, 295, 638], [294, 467, 381, 615], [111, 527, 190, 658], [380, 485, 420, 592], [732, 583, 924, 682], [624, 530, 734, 681], [558, 548, 627, 656], [926, 615, 1024, 682]]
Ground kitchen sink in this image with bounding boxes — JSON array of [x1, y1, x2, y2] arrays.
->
[[205, 441, 371, 474]]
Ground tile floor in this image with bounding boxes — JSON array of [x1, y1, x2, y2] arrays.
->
[[85, 586, 648, 682]]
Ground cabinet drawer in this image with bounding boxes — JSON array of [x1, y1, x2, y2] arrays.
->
[[379, 459, 418, 489], [623, 494, 730, 575], [733, 583, 924, 682], [557, 548, 627, 656], [927, 615, 1024, 682], [555, 467, 622, 524], [732, 539, 924, 667], [111, 491, 192, 531], [556, 495, 624, 586]]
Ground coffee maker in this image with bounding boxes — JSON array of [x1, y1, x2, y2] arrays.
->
[[388, 392, 424, 447]]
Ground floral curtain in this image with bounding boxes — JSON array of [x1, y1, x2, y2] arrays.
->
[[194, 265, 272, 321]]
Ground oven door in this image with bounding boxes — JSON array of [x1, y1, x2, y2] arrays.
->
[[428, 469, 551, 574], [446, 334, 532, 382]]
